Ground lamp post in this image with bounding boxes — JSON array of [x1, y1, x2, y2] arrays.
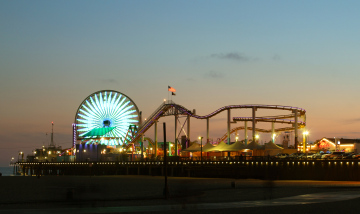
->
[[18, 151, 23, 162], [255, 134, 259, 143], [272, 133, 276, 144], [198, 136, 203, 163]]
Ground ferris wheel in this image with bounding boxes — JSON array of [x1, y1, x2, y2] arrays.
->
[[75, 90, 140, 145]]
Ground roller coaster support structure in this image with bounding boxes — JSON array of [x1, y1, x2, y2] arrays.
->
[[174, 109, 178, 156], [187, 115, 190, 148], [244, 121, 248, 145], [272, 122, 275, 143], [252, 107, 256, 144], [207, 118, 210, 143], [227, 109, 231, 144], [294, 110, 298, 149], [154, 121, 158, 158]]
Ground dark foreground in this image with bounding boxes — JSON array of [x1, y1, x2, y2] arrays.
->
[[1, 175, 360, 213]]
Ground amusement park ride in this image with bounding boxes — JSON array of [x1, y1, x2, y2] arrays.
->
[[73, 90, 307, 158]]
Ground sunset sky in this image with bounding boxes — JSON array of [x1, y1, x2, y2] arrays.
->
[[1, 0, 360, 166]]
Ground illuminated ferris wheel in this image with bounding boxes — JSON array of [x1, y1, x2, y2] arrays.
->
[[74, 90, 140, 145]]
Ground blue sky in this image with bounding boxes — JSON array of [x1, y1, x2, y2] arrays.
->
[[1, 0, 360, 166]]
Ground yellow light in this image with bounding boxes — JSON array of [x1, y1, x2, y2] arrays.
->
[[303, 131, 309, 135], [255, 135, 259, 139], [48, 151, 51, 155], [164, 99, 166, 102], [83, 150, 86, 152]]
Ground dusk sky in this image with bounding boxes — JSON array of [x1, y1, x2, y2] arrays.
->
[[1, 0, 360, 166]]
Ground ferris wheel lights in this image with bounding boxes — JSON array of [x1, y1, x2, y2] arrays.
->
[[75, 90, 139, 145]]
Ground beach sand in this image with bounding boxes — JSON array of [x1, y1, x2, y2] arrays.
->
[[1, 175, 360, 213]]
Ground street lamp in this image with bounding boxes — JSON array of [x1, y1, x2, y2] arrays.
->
[[255, 134, 259, 143], [18, 151, 23, 162], [198, 136, 203, 163], [272, 133, 276, 143]]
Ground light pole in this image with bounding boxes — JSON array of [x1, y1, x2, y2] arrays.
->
[[272, 133, 276, 144], [255, 134, 259, 143], [18, 151, 23, 162], [198, 136, 203, 163]]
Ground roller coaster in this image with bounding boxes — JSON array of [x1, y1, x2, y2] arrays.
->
[[129, 100, 306, 146]]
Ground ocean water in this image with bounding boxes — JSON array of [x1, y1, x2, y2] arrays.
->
[[0, 166, 17, 176]]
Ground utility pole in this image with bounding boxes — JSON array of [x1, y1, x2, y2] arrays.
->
[[163, 123, 169, 199]]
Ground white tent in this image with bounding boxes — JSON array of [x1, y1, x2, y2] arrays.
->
[[265, 141, 283, 150], [206, 141, 230, 152], [245, 141, 263, 150], [182, 143, 201, 152], [226, 141, 246, 151], [202, 143, 215, 152]]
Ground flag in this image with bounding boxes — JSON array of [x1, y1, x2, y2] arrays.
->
[[172, 92, 176, 96], [168, 86, 176, 92]]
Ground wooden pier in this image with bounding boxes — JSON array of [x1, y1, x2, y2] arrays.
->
[[16, 159, 360, 181]]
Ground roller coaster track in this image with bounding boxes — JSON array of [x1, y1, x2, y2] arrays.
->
[[218, 126, 299, 142], [143, 137, 155, 147], [232, 117, 306, 125], [129, 101, 306, 144]]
